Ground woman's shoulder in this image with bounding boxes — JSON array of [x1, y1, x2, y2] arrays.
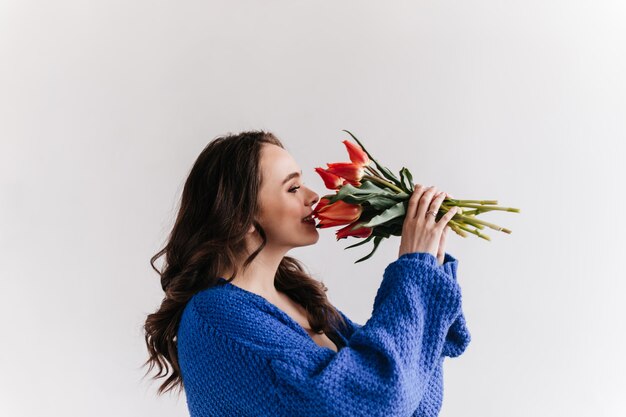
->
[[333, 307, 363, 339], [187, 283, 276, 331], [181, 283, 313, 354]]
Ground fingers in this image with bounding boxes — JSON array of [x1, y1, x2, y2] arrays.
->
[[437, 205, 458, 230], [400, 184, 456, 260], [427, 191, 447, 222], [437, 224, 448, 263], [406, 184, 455, 225], [406, 184, 424, 220], [415, 185, 438, 220], [439, 222, 449, 246]]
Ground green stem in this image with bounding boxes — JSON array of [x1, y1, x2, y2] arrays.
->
[[448, 221, 468, 238], [362, 175, 404, 194], [365, 165, 384, 180], [454, 208, 490, 216], [438, 206, 484, 229], [450, 212, 512, 234], [452, 212, 485, 230], [445, 201, 520, 213], [446, 199, 499, 205], [449, 219, 492, 241]]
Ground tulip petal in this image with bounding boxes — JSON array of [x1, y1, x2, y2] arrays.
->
[[314, 167, 343, 190], [315, 200, 363, 227], [326, 162, 364, 184], [342, 140, 370, 167], [336, 222, 373, 240]]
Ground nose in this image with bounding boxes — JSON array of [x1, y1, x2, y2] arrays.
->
[[307, 187, 319, 207]]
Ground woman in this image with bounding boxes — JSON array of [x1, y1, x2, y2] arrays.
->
[[143, 130, 471, 417]]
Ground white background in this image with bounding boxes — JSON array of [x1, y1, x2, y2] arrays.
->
[[1, 1, 625, 416]]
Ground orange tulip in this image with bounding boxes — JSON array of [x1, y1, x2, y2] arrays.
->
[[336, 222, 373, 240], [314, 200, 362, 228], [325, 162, 364, 187], [342, 140, 370, 167], [312, 197, 331, 215], [314, 167, 345, 190], [312, 130, 521, 263]]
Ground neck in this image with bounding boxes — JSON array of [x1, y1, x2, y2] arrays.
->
[[220, 242, 289, 299]]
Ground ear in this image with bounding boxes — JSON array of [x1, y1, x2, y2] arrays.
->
[[247, 224, 256, 234]]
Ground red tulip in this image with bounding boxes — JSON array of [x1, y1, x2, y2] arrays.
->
[[314, 167, 345, 190], [342, 140, 370, 167], [312, 197, 331, 215], [314, 200, 363, 228], [312, 130, 521, 264], [336, 222, 373, 240], [325, 162, 364, 187]]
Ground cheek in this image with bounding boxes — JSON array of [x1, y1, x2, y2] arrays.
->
[[276, 195, 301, 212], [260, 198, 301, 228]]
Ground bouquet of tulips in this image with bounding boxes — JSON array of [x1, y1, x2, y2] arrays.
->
[[311, 130, 521, 263]]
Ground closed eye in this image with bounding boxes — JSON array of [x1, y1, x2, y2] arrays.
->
[[288, 185, 301, 193]]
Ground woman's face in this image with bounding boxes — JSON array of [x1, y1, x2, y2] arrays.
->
[[254, 143, 320, 251]]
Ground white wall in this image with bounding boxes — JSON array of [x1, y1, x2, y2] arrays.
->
[[1, 1, 625, 416]]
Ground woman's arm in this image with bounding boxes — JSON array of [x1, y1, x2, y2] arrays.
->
[[183, 252, 463, 416], [266, 252, 462, 416], [336, 252, 471, 360], [440, 252, 472, 358]]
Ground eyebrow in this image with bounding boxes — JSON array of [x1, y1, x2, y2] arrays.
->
[[282, 170, 303, 185]]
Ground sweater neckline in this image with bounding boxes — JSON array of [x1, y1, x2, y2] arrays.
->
[[215, 276, 346, 351]]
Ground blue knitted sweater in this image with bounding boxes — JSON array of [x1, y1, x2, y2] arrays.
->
[[177, 252, 471, 417]]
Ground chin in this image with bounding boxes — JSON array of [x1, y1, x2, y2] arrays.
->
[[301, 233, 320, 246], [302, 230, 320, 246]]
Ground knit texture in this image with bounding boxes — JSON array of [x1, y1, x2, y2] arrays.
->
[[177, 252, 471, 417]]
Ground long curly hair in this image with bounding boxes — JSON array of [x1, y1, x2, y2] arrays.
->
[[142, 130, 347, 395]]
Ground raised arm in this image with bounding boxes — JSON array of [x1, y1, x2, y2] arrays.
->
[[440, 252, 472, 358], [337, 252, 471, 360], [267, 252, 462, 416]]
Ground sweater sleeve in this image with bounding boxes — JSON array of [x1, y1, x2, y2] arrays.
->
[[411, 355, 446, 417], [268, 252, 462, 417], [336, 253, 471, 360], [440, 252, 472, 358]]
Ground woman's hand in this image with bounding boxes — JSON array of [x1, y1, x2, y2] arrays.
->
[[398, 185, 458, 264], [436, 192, 454, 265]]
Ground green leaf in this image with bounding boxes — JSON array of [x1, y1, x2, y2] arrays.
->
[[359, 201, 406, 228], [404, 168, 414, 191], [373, 230, 390, 238], [362, 195, 402, 210], [328, 180, 394, 204], [334, 195, 400, 211], [399, 167, 414, 194], [378, 165, 401, 187], [373, 220, 402, 235], [354, 236, 384, 263], [343, 234, 375, 249], [327, 180, 405, 210]]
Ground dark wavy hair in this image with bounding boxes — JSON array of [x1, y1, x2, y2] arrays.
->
[[142, 130, 347, 395]]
